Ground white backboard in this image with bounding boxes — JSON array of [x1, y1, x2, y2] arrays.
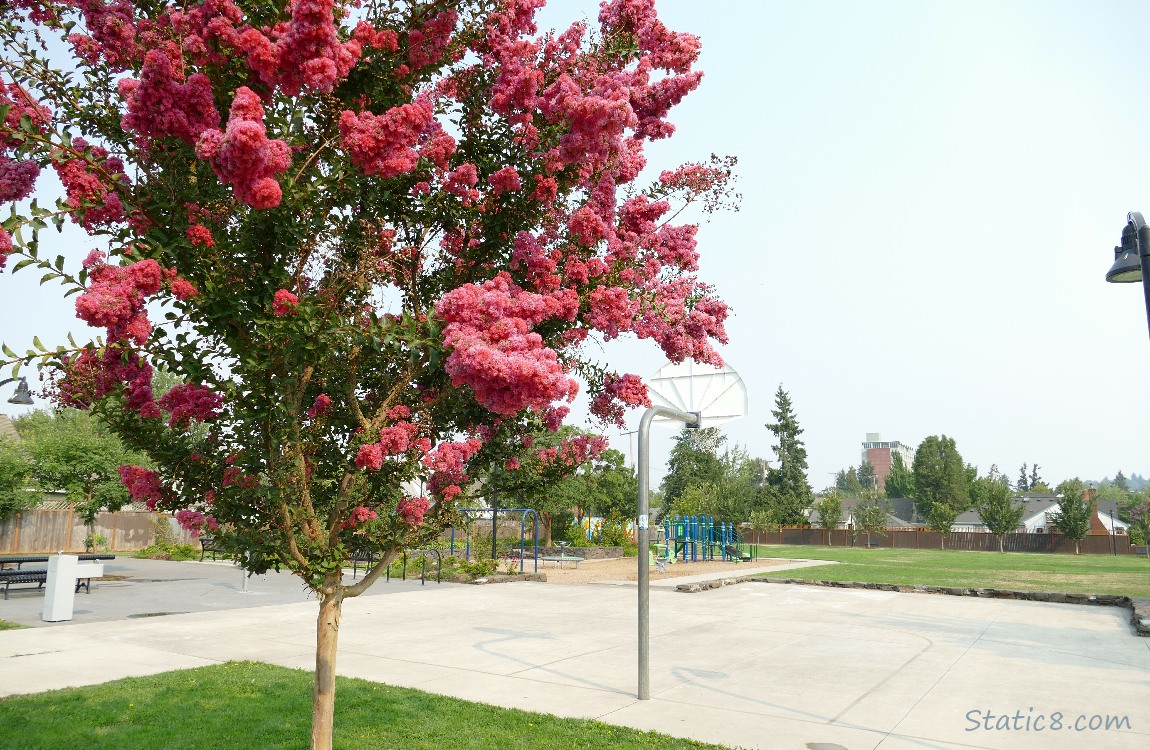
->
[[647, 360, 748, 428]]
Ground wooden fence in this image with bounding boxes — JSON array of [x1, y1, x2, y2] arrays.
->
[[742, 526, 1136, 555], [0, 506, 196, 554]]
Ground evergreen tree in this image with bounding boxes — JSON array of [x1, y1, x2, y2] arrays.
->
[[764, 385, 812, 523], [856, 460, 877, 495], [835, 467, 864, 495], [884, 452, 915, 499], [661, 427, 726, 510], [1029, 464, 1043, 491], [1114, 471, 1130, 493], [1017, 464, 1029, 493]]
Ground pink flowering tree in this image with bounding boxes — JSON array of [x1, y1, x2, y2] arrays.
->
[[492, 425, 609, 545], [0, 1, 735, 746]]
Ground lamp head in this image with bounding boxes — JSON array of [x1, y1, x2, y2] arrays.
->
[[6, 377, 34, 406], [1106, 217, 1144, 283]]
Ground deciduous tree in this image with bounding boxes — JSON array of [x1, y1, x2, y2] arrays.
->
[[0, 3, 732, 746], [811, 490, 842, 544], [0, 437, 35, 521], [912, 435, 968, 549], [15, 408, 146, 523], [1052, 479, 1093, 555], [972, 476, 1024, 553]]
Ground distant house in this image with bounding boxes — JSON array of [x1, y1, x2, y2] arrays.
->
[[808, 496, 918, 528], [0, 414, 18, 443], [951, 494, 1129, 534]]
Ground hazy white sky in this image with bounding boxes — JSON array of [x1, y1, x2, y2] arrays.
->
[[3, 1, 1150, 490]]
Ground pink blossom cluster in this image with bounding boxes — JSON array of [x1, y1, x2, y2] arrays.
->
[[396, 496, 429, 526], [56, 348, 158, 417], [341, 505, 378, 529], [195, 88, 291, 210], [236, 0, 363, 96], [536, 433, 607, 468], [74, 252, 162, 345], [157, 382, 223, 428], [403, 10, 458, 73], [504, 456, 521, 471], [355, 418, 429, 471], [118, 465, 169, 509], [168, 0, 246, 67], [487, 166, 522, 196], [170, 275, 199, 301], [443, 163, 479, 202], [338, 98, 434, 178], [51, 138, 127, 229], [0, 229, 10, 271], [589, 372, 650, 427], [118, 50, 219, 147], [272, 288, 299, 316], [65, 0, 142, 71], [436, 272, 579, 415], [306, 393, 331, 418], [175, 508, 218, 537], [0, 155, 40, 203], [422, 437, 483, 501]]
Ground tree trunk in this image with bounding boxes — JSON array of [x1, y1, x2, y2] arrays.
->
[[542, 511, 553, 547], [1074, 540, 1080, 556], [998, 536, 1004, 553], [940, 535, 945, 551], [312, 588, 344, 750]]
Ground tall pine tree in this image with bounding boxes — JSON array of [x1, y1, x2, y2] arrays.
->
[[764, 385, 812, 524]]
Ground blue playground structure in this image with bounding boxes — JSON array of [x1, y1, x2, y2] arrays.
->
[[656, 516, 753, 564]]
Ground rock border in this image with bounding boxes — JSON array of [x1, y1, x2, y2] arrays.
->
[[674, 575, 1150, 637], [446, 572, 547, 585]]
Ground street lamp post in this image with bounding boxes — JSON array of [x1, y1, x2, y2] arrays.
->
[[1105, 211, 1150, 341]]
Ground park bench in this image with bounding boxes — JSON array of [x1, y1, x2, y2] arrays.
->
[[199, 537, 227, 562], [349, 548, 376, 579], [0, 566, 104, 600], [0, 554, 115, 570]]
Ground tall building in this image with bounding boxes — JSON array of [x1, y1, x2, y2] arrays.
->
[[861, 433, 914, 494]]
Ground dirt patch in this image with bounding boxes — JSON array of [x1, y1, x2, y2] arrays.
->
[[534, 556, 792, 585]]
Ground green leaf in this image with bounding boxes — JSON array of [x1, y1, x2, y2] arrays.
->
[[1, 342, 16, 358], [32, 336, 44, 352]]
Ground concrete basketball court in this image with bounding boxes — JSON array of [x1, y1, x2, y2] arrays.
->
[[1, 557, 1148, 749]]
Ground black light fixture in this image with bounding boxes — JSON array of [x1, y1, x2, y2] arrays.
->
[[1, 376, 34, 405], [1105, 211, 1150, 341]]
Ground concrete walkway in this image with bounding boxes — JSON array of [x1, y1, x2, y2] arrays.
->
[[2, 558, 1149, 750]]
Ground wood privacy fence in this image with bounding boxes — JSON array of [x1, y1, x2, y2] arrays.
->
[[741, 526, 1136, 555], [0, 506, 196, 554]]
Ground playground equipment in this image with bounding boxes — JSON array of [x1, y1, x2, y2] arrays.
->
[[658, 516, 751, 563], [450, 507, 539, 573]]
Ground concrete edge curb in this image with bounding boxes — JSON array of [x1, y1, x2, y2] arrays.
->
[[674, 575, 1150, 637]]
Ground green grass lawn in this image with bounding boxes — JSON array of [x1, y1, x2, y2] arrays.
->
[[750, 544, 1150, 598], [0, 661, 733, 750]]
